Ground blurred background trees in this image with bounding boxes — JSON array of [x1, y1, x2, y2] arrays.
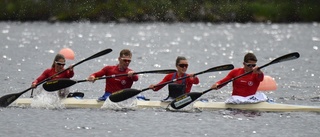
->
[[0, 0, 319, 22]]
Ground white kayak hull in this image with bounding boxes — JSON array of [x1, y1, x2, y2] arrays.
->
[[193, 101, 320, 112], [11, 98, 320, 112], [12, 98, 104, 109]]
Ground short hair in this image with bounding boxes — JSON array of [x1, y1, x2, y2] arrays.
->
[[244, 53, 257, 63], [175, 56, 187, 66], [52, 54, 65, 68], [119, 49, 132, 57]]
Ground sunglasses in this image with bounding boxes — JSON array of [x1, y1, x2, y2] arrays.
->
[[55, 61, 65, 66], [121, 58, 131, 63], [244, 63, 256, 67], [178, 64, 188, 68]]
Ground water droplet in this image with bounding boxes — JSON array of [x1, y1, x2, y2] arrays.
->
[[312, 37, 319, 41], [2, 30, 9, 33], [313, 46, 318, 50]]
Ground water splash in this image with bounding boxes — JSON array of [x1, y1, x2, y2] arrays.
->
[[30, 92, 65, 109], [100, 98, 136, 111]]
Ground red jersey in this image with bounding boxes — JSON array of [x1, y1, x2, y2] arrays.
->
[[153, 73, 199, 93], [216, 68, 264, 97], [32, 68, 74, 85], [90, 65, 138, 93]]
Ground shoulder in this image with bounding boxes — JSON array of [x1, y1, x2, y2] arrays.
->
[[104, 65, 114, 69], [163, 73, 174, 78], [167, 73, 175, 77], [228, 68, 243, 75], [102, 65, 115, 70], [231, 68, 243, 72], [44, 68, 54, 72], [126, 67, 134, 71]]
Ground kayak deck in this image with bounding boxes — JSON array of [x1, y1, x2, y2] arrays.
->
[[193, 101, 320, 112], [11, 98, 320, 112], [13, 98, 104, 109]]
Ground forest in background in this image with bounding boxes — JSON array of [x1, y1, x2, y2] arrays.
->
[[1, 0, 319, 23]]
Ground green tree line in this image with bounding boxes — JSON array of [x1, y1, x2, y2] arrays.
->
[[1, 0, 319, 23]]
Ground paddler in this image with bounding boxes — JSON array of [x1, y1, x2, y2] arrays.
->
[[149, 56, 199, 102], [211, 52, 267, 104], [31, 54, 76, 98], [87, 49, 138, 102]]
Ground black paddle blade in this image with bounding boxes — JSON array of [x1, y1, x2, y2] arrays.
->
[[209, 64, 234, 72], [74, 48, 112, 66], [141, 69, 177, 74], [0, 92, 24, 107], [271, 52, 300, 64], [169, 92, 203, 109], [43, 79, 77, 92], [108, 89, 142, 102], [198, 64, 234, 75]]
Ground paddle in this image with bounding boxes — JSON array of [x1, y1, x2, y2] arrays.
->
[[0, 48, 113, 107], [108, 64, 235, 102], [169, 52, 300, 109], [42, 69, 177, 91]]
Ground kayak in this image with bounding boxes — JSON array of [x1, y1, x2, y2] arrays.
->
[[11, 98, 320, 112]]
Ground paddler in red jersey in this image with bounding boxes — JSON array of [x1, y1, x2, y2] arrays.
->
[[211, 53, 268, 104], [31, 54, 74, 98], [87, 49, 138, 102], [149, 56, 199, 102]]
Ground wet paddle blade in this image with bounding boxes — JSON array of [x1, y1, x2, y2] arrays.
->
[[43, 79, 77, 92], [268, 52, 300, 66], [73, 48, 112, 67], [205, 64, 234, 73], [108, 89, 142, 102], [169, 92, 203, 109], [0, 90, 27, 107]]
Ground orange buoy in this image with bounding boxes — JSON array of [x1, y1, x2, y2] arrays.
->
[[59, 48, 75, 60], [258, 75, 277, 91]]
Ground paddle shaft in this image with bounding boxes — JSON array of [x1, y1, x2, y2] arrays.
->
[[42, 69, 177, 91], [45, 65, 233, 93], [140, 66, 227, 92], [30, 89, 34, 98], [76, 69, 177, 83]]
